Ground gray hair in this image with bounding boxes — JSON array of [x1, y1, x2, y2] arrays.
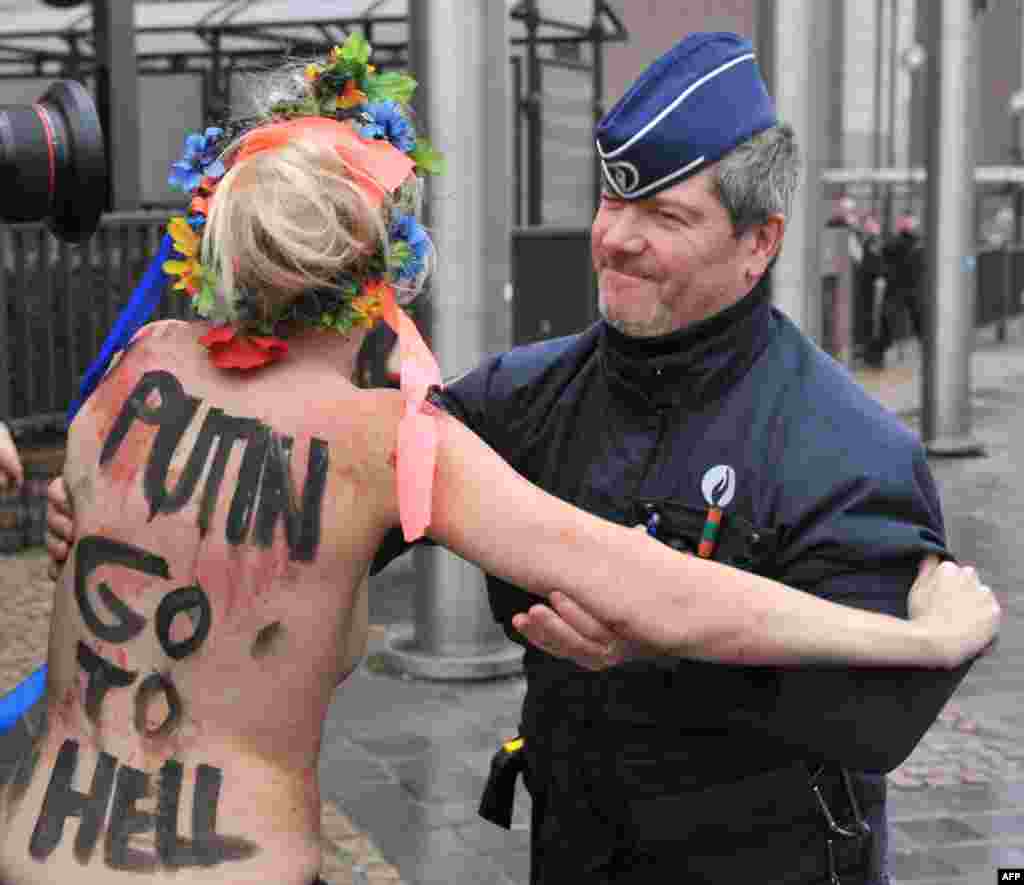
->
[[710, 123, 800, 237]]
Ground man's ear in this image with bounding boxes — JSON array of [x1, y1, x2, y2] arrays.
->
[[751, 214, 785, 271]]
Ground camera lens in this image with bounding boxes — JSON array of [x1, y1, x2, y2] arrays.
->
[[0, 80, 107, 243]]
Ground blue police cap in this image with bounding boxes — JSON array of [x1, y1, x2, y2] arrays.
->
[[596, 32, 777, 200]]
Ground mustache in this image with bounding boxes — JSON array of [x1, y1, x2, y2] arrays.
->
[[601, 263, 653, 280]]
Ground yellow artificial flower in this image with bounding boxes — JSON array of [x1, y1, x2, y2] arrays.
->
[[305, 63, 323, 84], [167, 215, 199, 258], [351, 280, 389, 328], [163, 216, 203, 295]]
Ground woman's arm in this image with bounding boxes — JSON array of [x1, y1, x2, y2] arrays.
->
[[511, 556, 995, 671], [47, 404, 1001, 669], [425, 408, 999, 670]]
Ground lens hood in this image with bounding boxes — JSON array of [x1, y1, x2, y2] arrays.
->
[[40, 80, 107, 243]]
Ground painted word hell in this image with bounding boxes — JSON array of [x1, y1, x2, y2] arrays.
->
[[30, 739, 256, 871]]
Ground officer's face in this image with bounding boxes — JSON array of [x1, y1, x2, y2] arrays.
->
[[591, 166, 780, 338]]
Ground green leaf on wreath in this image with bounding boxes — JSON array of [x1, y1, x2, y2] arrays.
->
[[410, 139, 445, 175], [339, 32, 372, 67], [366, 71, 418, 105]]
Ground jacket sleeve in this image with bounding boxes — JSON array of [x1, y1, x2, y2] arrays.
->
[[369, 358, 499, 576], [729, 438, 975, 773], [724, 562, 976, 773]]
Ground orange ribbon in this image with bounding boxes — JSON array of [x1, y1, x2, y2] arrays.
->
[[234, 116, 437, 538], [235, 117, 415, 208], [380, 287, 442, 541]]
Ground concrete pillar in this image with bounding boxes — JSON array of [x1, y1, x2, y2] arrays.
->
[[380, 1, 523, 680], [759, 0, 830, 340], [92, 0, 140, 210], [920, 0, 984, 455]]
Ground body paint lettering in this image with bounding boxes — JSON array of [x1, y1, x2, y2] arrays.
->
[[77, 641, 137, 723], [30, 739, 258, 871], [29, 739, 116, 864], [105, 764, 158, 872], [155, 585, 211, 660], [100, 370, 328, 558], [134, 673, 182, 739], [74, 535, 164, 643], [253, 434, 328, 561]]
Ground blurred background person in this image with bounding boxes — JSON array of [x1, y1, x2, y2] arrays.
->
[[882, 213, 926, 345], [857, 215, 888, 368]]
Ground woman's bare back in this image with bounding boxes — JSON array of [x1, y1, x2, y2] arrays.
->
[[0, 320, 400, 885]]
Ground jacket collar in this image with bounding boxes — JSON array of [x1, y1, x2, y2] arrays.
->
[[598, 279, 774, 409]]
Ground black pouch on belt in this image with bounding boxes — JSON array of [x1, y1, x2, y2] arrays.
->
[[478, 736, 527, 829]]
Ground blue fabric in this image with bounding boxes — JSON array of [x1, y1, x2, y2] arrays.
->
[[0, 233, 174, 736], [596, 32, 777, 200], [0, 665, 46, 734]]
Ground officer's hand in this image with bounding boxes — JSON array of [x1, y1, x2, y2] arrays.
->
[[512, 525, 661, 670], [45, 476, 74, 581], [0, 422, 23, 493], [513, 593, 657, 670], [908, 556, 1001, 668]]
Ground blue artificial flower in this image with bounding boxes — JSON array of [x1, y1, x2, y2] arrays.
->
[[359, 101, 416, 154], [389, 212, 430, 282], [168, 126, 226, 193]]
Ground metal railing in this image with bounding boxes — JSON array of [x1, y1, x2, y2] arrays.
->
[[0, 212, 188, 435]]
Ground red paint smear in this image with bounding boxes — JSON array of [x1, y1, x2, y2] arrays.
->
[[105, 423, 156, 486]]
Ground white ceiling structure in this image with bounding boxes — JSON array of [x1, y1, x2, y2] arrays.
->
[[0, 1, 625, 75]]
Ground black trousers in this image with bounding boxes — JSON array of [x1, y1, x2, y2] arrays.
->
[[525, 770, 883, 885]]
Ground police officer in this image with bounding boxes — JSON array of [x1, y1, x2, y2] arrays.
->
[[371, 32, 979, 884]]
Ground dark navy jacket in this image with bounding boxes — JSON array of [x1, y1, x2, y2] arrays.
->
[[372, 283, 973, 882]]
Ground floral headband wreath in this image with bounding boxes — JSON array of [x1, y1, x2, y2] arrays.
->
[[69, 33, 444, 544], [166, 32, 444, 370]]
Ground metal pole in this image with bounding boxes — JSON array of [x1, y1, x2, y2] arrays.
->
[[884, 0, 900, 232], [873, 0, 886, 216], [1016, 0, 1024, 244], [91, 0, 140, 211], [921, 0, 984, 456], [1000, 241, 1011, 341], [592, 0, 605, 220], [525, 0, 543, 226], [380, 1, 523, 680], [766, 0, 828, 339]]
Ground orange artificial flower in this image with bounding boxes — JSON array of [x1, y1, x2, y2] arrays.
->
[[336, 80, 367, 110]]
